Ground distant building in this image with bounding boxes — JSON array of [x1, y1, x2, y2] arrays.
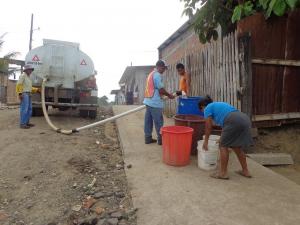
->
[[110, 89, 125, 105], [118, 65, 155, 105], [0, 74, 19, 105], [0, 59, 24, 105]]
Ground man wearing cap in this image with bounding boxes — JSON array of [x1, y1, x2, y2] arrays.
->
[[143, 60, 175, 145], [16, 65, 39, 129]]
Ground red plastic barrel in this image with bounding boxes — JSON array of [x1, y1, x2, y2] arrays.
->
[[161, 126, 194, 166]]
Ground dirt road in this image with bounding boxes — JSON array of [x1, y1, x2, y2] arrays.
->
[[0, 107, 136, 225]]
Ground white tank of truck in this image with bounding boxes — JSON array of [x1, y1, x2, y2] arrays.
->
[[25, 39, 98, 118]]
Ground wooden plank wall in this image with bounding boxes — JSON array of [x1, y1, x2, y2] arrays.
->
[[164, 31, 241, 116], [164, 64, 179, 116]]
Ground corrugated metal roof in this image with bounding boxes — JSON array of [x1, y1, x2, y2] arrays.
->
[[119, 66, 155, 84], [110, 89, 121, 95]]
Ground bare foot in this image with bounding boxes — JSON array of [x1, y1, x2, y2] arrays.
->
[[235, 170, 252, 178], [210, 172, 229, 180]]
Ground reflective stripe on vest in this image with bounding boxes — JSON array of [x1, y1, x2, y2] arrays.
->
[[144, 70, 155, 98]]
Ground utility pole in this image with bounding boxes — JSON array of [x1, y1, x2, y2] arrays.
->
[[29, 13, 33, 50]]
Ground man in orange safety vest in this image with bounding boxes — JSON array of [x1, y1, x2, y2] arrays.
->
[[143, 60, 175, 145]]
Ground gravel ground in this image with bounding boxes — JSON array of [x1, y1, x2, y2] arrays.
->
[[0, 106, 137, 225]]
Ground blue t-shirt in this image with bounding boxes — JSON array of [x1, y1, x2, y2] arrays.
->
[[143, 71, 164, 108], [204, 102, 238, 127]]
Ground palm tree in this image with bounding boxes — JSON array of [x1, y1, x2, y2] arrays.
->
[[0, 33, 19, 75]]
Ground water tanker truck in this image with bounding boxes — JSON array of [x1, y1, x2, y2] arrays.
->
[[25, 39, 98, 118]]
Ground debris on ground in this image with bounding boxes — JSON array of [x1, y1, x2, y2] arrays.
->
[[250, 124, 300, 185], [101, 143, 111, 149], [72, 205, 82, 212], [0, 107, 137, 225], [126, 164, 132, 169], [0, 211, 9, 221], [93, 206, 104, 215], [83, 197, 100, 210], [88, 177, 97, 188], [247, 153, 294, 166]]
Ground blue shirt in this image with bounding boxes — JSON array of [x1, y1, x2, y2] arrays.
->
[[143, 71, 164, 108], [204, 102, 238, 127]]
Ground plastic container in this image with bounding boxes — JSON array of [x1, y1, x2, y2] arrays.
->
[[177, 96, 204, 116], [161, 126, 194, 166], [202, 135, 220, 142], [197, 138, 220, 171], [174, 114, 205, 155]]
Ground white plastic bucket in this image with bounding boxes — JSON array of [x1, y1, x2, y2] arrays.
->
[[202, 135, 220, 142], [197, 139, 219, 171]]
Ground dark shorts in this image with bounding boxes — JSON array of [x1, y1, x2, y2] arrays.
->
[[220, 111, 254, 148]]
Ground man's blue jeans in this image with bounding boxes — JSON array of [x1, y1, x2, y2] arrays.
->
[[144, 105, 163, 142], [20, 93, 32, 126]]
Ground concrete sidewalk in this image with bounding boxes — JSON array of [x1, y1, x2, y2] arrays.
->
[[113, 105, 300, 225]]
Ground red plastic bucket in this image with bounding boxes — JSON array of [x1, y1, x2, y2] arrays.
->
[[161, 126, 194, 166]]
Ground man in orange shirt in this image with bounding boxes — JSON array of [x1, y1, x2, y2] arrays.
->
[[176, 63, 190, 96]]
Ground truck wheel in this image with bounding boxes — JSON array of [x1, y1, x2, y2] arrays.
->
[[58, 107, 69, 111], [88, 110, 97, 119], [79, 110, 88, 118], [32, 108, 43, 117]]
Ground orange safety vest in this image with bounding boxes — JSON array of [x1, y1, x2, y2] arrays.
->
[[144, 70, 155, 98]]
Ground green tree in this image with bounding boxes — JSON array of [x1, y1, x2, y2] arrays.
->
[[181, 0, 300, 44], [98, 95, 109, 106], [0, 33, 19, 74]]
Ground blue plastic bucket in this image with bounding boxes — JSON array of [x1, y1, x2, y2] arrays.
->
[[177, 96, 204, 116]]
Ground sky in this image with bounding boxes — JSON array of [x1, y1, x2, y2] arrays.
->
[[0, 0, 188, 101]]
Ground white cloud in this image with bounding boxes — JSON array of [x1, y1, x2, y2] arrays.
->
[[0, 0, 187, 100]]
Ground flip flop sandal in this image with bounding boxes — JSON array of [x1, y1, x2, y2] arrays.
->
[[210, 173, 229, 180], [235, 170, 252, 178]]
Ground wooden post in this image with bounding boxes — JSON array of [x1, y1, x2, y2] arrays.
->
[[29, 14, 34, 50], [235, 31, 241, 111], [239, 33, 253, 118], [232, 32, 238, 109]]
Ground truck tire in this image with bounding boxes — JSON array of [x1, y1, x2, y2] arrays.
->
[[32, 107, 43, 117], [32, 106, 48, 117], [88, 110, 97, 119], [79, 110, 88, 118], [58, 107, 69, 111]]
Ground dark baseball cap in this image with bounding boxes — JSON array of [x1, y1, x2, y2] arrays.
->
[[156, 59, 168, 68]]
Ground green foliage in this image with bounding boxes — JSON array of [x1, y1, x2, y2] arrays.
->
[[260, 0, 300, 17], [259, 0, 270, 9], [286, 0, 299, 8], [181, 0, 300, 44], [274, 0, 287, 16], [233, 0, 300, 19], [232, 1, 255, 23], [182, 0, 236, 44], [0, 33, 19, 74], [98, 96, 109, 106]]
